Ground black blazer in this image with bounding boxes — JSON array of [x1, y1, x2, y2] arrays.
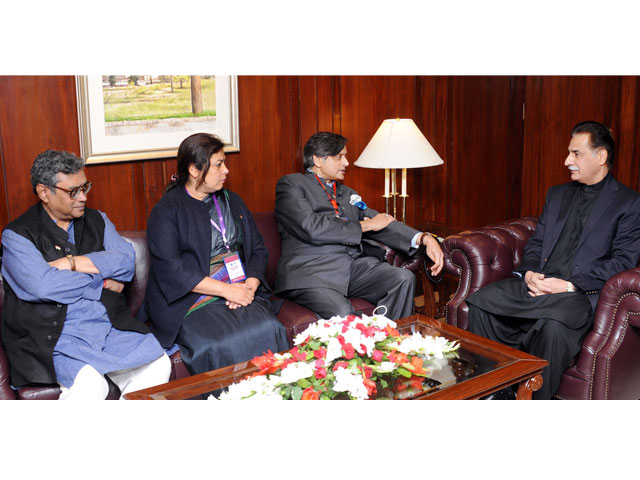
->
[[516, 174, 640, 309], [142, 187, 271, 348]]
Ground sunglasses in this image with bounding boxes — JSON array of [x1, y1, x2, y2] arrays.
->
[[52, 182, 93, 199]]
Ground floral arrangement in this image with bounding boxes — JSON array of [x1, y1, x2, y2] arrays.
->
[[212, 313, 460, 400]]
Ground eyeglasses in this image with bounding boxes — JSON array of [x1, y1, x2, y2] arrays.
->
[[52, 182, 93, 199]]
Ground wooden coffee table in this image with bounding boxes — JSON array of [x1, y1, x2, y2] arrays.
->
[[125, 314, 548, 400]]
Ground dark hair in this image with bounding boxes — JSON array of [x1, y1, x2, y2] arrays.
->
[[31, 149, 85, 194], [571, 121, 615, 168], [302, 132, 348, 169], [165, 133, 225, 194]]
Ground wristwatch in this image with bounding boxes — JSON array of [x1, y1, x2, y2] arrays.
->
[[566, 281, 575, 293]]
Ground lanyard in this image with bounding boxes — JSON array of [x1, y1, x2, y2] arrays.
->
[[313, 173, 341, 217], [209, 194, 230, 250], [184, 187, 230, 250]]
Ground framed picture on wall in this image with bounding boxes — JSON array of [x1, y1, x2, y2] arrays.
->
[[76, 75, 240, 164]]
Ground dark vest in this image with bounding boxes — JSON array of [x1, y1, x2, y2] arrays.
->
[[1, 203, 149, 387]]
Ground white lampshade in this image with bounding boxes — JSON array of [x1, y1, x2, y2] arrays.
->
[[354, 118, 444, 169]]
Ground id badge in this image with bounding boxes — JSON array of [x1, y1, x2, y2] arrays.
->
[[223, 251, 247, 283]]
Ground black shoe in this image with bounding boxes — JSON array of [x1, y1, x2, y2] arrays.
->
[[480, 386, 516, 400]]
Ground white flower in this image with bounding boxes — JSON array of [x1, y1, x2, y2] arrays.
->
[[278, 361, 314, 384], [371, 361, 397, 374], [214, 374, 282, 400], [333, 367, 369, 400], [325, 336, 344, 363]]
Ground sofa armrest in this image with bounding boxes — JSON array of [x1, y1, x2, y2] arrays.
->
[[576, 267, 640, 398], [441, 218, 537, 329]]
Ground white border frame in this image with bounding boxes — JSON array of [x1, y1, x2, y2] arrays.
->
[[76, 75, 240, 164]]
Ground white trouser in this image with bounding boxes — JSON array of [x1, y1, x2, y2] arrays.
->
[[58, 353, 171, 400]]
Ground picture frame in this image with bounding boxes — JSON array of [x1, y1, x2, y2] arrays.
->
[[76, 75, 240, 164]]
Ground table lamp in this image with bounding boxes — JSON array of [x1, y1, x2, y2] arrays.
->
[[354, 118, 444, 223]]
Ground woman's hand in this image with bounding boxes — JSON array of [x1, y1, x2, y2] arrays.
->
[[222, 282, 255, 309], [225, 278, 260, 309]]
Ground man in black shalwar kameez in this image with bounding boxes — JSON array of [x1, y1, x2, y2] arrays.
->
[[467, 121, 640, 399]]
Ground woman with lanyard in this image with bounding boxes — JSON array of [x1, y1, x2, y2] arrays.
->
[[143, 133, 288, 375]]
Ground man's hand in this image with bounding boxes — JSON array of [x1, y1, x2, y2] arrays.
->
[[524, 271, 568, 296], [422, 235, 444, 276], [360, 213, 395, 232], [48, 257, 72, 270], [47, 255, 99, 274], [103, 278, 124, 293]]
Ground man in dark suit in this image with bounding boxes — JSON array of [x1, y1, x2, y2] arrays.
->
[[274, 131, 444, 321], [467, 121, 640, 399]]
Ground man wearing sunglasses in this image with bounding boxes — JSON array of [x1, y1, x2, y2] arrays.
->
[[0, 150, 170, 399]]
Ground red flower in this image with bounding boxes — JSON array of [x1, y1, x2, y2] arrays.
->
[[355, 323, 377, 337], [394, 352, 409, 365], [342, 343, 355, 360], [251, 350, 281, 374], [313, 347, 327, 359], [314, 358, 325, 369], [372, 349, 384, 362], [362, 365, 373, 379], [301, 388, 320, 400], [289, 346, 308, 362], [405, 356, 427, 375], [333, 361, 349, 371], [362, 376, 377, 397], [384, 325, 400, 337], [346, 314, 360, 322], [315, 367, 327, 379]]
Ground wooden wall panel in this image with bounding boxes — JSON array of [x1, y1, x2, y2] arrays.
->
[[449, 76, 521, 228], [339, 76, 417, 224], [1, 75, 638, 238], [223, 76, 299, 213], [85, 162, 138, 231], [0, 76, 81, 222], [520, 76, 624, 217], [415, 76, 451, 226], [617, 77, 639, 190]]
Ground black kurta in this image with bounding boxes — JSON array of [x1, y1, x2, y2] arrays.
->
[[466, 176, 609, 399], [142, 187, 287, 374]]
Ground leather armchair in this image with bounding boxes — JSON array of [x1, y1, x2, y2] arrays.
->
[[253, 211, 432, 345], [442, 217, 640, 399], [0, 231, 190, 400]]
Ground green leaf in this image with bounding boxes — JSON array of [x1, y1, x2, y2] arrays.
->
[[291, 386, 304, 400], [308, 340, 321, 350], [397, 367, 412, 378], [297, 378, 312, 389]]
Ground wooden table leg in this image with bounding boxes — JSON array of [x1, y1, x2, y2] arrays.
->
[[516, 374, 544, 400]]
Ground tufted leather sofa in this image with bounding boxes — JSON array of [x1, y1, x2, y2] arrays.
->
[[442, 217, 640, 399], [0, 231, 190, 400], [0, 213, 429, 399], [253, 211, 429, 345]]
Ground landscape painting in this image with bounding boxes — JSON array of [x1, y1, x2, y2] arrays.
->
[[76, 75, 239, 164]]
